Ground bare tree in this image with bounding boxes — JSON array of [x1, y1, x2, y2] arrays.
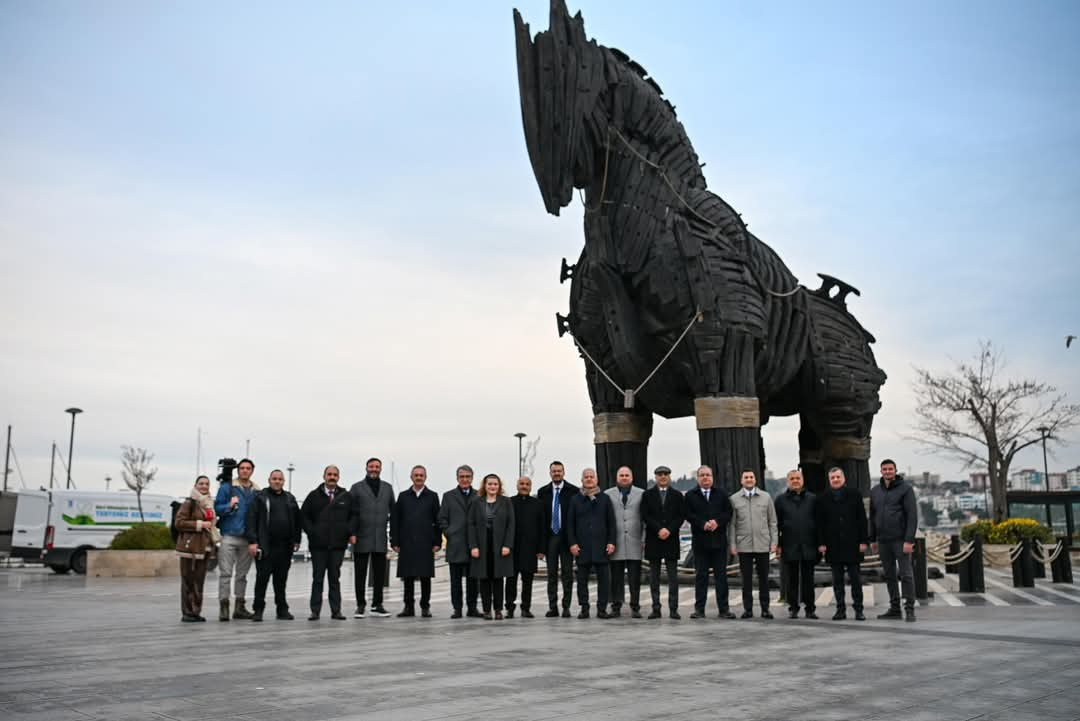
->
[[910, 341, 1080, 521], [523, 436, 541, 479], [121, 446, 158, 523]]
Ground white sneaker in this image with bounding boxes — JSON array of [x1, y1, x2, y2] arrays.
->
[[353, 608, 366, 619]]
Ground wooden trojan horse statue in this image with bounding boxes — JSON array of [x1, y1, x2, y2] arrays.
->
[[513, 1, 887, 494]]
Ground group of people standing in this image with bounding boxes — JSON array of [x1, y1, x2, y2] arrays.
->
[[172, 456, 919, 624]]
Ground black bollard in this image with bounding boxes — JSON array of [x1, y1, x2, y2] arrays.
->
[[966, 535, 985, 593], [1033, 541, 1047, 579], [945, 534, 960, 575], [913, 538, 929, 600], [1011, 537, 1035, 588], [1050, 537, 1073, 584]]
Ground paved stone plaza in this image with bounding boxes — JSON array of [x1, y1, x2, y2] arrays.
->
[[2, 564, 1079, 721]]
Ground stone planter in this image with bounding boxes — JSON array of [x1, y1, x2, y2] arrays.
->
[[87, 550, 179, 577]]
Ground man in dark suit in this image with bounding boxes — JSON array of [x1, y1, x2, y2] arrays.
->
[[506, 475, 545, 618], [537, 461, 579, 618], [391, 465, 442, 618], [438, 464, 480, 619], [566, 468, 617, 619], [641, 465, 685, 619], [684, 465, 735, 619], [816, 467, 869, 621]]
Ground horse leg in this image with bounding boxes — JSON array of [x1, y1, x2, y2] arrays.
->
[[593, 411, 652, 490], [798, 416, 827, 494], [823, 433, 873, 496]]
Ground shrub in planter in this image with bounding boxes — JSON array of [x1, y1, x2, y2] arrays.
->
[[961, 518, 1053, 545], [109, 523, 174, 550]]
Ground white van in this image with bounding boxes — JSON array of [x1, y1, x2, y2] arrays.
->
[[10, 489, 175, 574]]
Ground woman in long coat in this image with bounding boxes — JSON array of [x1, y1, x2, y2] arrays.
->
[[175, 475, 219, 622], [468, 474, 516, 619]]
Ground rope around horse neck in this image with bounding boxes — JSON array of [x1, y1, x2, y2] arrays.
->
[[569, 307, 703, 409], [581, 125, 801, 299]]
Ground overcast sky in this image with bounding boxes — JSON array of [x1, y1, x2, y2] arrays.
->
[[2, 0, 1078, 499]]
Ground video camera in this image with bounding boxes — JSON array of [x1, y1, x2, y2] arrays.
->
[[217, 458, 238, 485]]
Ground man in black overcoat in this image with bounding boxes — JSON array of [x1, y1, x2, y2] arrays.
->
[[506, 475, 545, 618], [566, 468, 616, 619], [640, 465, 685, 619], [391, 465, 442, 618], [815, 467, 869, 621], [774, 469, 819, 620]]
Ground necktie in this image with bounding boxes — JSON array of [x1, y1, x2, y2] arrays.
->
[[552, 490, 561, 534], [704, 490, 710, 501], [661, 489, 667, 506]]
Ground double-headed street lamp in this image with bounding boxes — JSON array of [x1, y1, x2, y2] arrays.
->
[[65, 407, 83, 489], [287, 463, 295, 492], [1037, 426, 1051, 490]]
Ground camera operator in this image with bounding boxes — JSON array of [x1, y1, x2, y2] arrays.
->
[[214, 458, 259, 621]]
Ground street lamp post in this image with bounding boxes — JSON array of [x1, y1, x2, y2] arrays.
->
[[287, 463, 295, 493], [105, 475, 111, 491], [1037, 426, 1051, 490], [64, 408, 83, 489], [514, 432, 526, 477]]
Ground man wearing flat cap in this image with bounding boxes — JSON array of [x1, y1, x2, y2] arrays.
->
[[640, 465, 685, 619]]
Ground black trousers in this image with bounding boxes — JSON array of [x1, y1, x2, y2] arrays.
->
[[478, 578, 504, 612], [610, 560, 642, 610], [545, 535, 574, 609], [783, 559, 816, 612], [253, 546, 292, 613], [694, 547, 730, 612], [353, 551, 387, 610], [831, 562, 863, 612], [649, 557, 680, 611], [402, 577, 432, 610], [739, 552, 771, 612], [505, 571, 534, 611], [448, 562, 479, 612], [576, 561, 610, 610], [879, 541, 915, 611], [310, 548, 345, 614]]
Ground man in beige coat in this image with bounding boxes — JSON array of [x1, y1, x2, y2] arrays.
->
[[729, 469, 778, 619]]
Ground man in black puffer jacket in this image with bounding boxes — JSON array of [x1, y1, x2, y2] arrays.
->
[[869, 459, 918, 622], [245, 469, 302, 621]]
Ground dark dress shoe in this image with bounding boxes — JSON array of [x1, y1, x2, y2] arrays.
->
[[609, 606, 622, 618], [718, 609, 736, 619], [805, 611, 818, 620], [878, 608, 902, 620], [788, 609, 800, 619], [482, 612, 493, 620], [181, 615, 199, 623], [561, 607, 572, 618], [545, 608, 559, 618], [308, 613, 320, 621], [690, 610, 706, 619], [505, 609, 515, 619], [578, 608, 590, 619], [670, 610, 681, 620], [331, 612, 347, 620], [421, 609, 432, 618], [648, 609, 662, 619], [251, 610, 264, 622], [494, 611, 503, 620], [596, 610, 611, 619], [466, 608, 482, 618], [194, 615, 207, 622], [761, 610, 774, 619], [450, 610, 463, 619], [905, 610, 916, 623], [522, 610, 534, 618], [832, 610, 847, 620], [855, 611, 866, 621], [397, 608, 415, 618], [276, 611, 294, 620], [740, 610, 754, 619], [630, 608, 642, 619]]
